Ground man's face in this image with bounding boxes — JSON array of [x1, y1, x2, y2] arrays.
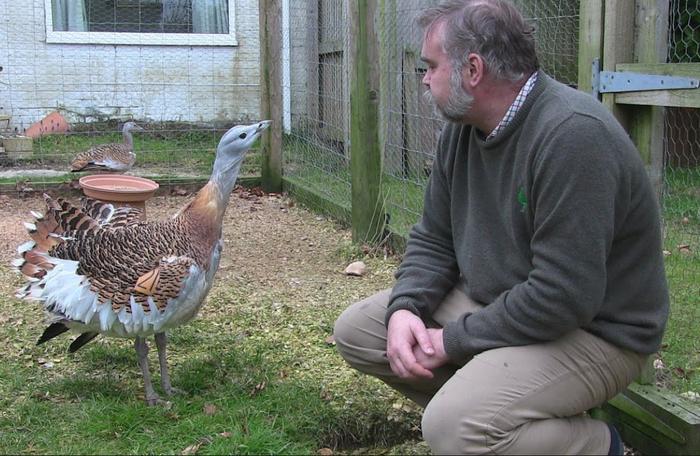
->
[[420, 22, 474, 122]]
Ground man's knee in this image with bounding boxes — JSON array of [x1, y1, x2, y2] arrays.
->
[[333, 304, 361, 361], [422, 389, 499, 454]]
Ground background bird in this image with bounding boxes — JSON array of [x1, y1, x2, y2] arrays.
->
[[70, 121, 144, 173], [13, 120, 271, 405]]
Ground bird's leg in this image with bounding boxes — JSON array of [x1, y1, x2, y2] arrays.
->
[[154, 332, 180, 396], [134, 336, 159, 406]]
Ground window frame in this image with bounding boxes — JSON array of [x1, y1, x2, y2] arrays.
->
[[44, 0, 238, 46]]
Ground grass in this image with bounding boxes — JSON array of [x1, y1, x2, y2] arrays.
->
[[658, 167, 700, 394], [0, 276, 422, 455]]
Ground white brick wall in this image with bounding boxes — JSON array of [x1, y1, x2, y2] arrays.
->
[[0, 0, 262, 131]]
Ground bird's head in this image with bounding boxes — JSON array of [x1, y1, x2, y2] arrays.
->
[[218, 120, 271, 157], [123, 121, 145, 133], [211, 120, 271, 181]]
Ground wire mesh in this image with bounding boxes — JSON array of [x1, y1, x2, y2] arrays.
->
[[285, 0, 351, 214], [0, 0, 262, 196], [659, 0, 700, 396], [377, 0, 580, 235]]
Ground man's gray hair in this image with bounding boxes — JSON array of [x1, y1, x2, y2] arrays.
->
[[417, 0, 539, 82]]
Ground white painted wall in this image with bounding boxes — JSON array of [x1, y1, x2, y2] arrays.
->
[[0, 0, 262, 131]]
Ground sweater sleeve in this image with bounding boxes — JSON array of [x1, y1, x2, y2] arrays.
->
[[443, 115, 627, 363], [385, 125, 462, 326]]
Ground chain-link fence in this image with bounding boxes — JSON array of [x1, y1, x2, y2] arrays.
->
[[659, 0, 700, 397], [0, 0, 263, 193], [284, 0, 580, 234]]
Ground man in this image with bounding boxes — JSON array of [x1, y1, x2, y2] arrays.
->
[[333, 0, 669, 454]]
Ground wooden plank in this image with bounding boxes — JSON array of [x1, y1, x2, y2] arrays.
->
[[612, 63, 700, 108], [259, 0, 283, 192], [576, 0, 603, 93], [615, 90, 700, 108], [348, 0, 384, 244], [594, 383, 700, 455], [602, 0, 635, 129], [628, 0, 668, 201], [616, 62, 700, 77]]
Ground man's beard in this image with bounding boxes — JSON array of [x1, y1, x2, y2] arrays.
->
[[423, 69, 473, 122]]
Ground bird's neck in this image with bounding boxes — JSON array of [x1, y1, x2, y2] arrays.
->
[[123, 130, 134, 150], [210, 156, 244, 202], [183, 156, 243, 224]]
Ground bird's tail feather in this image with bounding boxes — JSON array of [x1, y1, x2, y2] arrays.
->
[[37, 322, 70, 345], [69, 332, 99, 352]]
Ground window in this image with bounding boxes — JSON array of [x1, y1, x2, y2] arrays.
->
[[45, 0, 237, 46]]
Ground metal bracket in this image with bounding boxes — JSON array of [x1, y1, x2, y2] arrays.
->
[[591, 58, 699, 98]]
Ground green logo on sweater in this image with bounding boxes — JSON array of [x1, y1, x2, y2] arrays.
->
[[517, 187, 527, 212]]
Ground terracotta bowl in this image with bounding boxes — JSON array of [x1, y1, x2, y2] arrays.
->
[[79, 175, 159, 203]]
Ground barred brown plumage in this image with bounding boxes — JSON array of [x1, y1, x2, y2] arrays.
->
[[13, 120, 271, 405], [70, 121, 144, 173]]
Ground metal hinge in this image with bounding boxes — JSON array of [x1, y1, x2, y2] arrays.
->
[[591, 58, 699, 98]]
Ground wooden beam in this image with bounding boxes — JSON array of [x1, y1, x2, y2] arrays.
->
[[628, 0, 669, 201], [348, 0, 384, 244], [613, 63, 700, 108], [577, 0, 603, 93], [259, 0, 284, 193], [602, 0, 636, 129]]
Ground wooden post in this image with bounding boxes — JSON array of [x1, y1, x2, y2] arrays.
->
[[630, 0, 668, 202], [602, 0, 636, 131], [348, 0, 384, 244], [259, 0, 283, 193], [577, 0, 603, 93]]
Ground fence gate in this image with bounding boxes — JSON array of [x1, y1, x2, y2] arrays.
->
[[580, 1, 700, 454]]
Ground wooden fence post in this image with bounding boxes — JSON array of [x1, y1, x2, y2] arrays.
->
[[630, 0, 668, 201], [348, 0, 384, 244], [259, 0, 283, 193], [577, 0, 603, 93]]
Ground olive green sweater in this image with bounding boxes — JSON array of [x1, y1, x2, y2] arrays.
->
[[386, 71, 669, 363]]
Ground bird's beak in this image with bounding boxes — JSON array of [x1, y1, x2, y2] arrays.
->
[[256, 120, 272, 134]]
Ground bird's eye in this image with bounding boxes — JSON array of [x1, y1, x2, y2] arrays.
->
[[239, 133, 247, 139]]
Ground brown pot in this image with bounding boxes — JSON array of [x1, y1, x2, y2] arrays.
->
[[79, 175, 159, 217]]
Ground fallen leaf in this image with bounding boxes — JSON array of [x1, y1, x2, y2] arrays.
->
[[181, 442, 202, 455], [681, 391, 700, 402], [203, 403, 217, 416], [318, 448, 333, 455], [251, 381, 266, 396], [324, 335, 336, 346]]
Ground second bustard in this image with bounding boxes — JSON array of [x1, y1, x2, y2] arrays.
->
[[70, 121, 145, 173]]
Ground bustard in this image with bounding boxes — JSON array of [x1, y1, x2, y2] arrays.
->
[[14, 121, 270, 405], [70, 121, 144, 173]]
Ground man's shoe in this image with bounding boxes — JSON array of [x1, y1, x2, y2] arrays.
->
[[607, 423, 624, 456]]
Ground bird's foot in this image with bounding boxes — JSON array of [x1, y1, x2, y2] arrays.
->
[[163, 385, 186, 397], [144, 393, 161, 406]]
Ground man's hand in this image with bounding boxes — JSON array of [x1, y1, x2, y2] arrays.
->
[[386, 309, 436, 379], [412, 328, 449, 370]]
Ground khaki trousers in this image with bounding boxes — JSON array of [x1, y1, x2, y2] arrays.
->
[[333, 288, 647, 455]]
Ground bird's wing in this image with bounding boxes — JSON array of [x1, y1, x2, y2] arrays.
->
[[80, 197, 144, 228], [71, 145, 134, 172], [13, 196, 205, 336]]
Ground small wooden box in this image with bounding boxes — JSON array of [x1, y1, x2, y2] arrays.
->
[[0, 135, 33, 159]]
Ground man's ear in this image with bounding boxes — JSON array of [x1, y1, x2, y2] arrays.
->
[[462, 53, 484, 88]]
